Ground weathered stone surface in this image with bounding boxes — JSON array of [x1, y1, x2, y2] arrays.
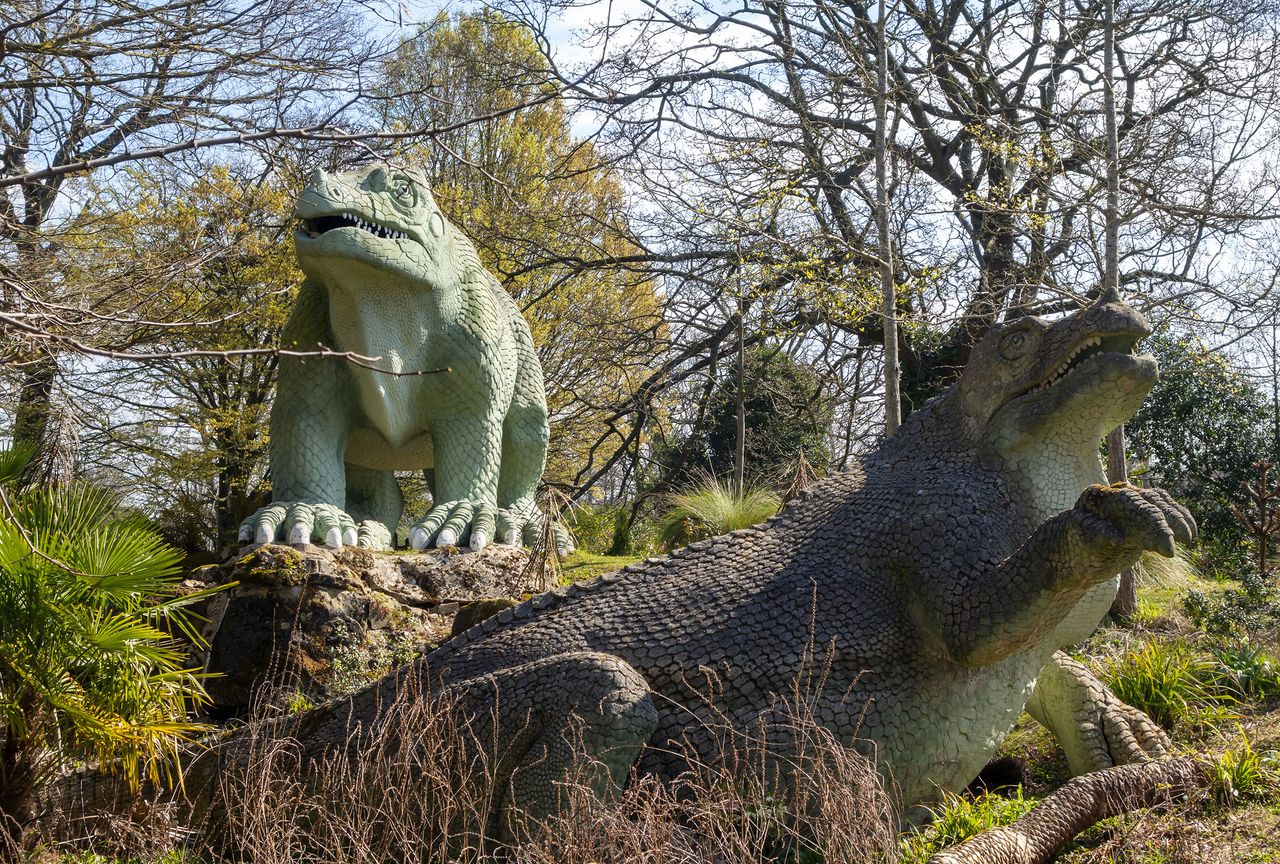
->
[[197, 542, 539, 714]]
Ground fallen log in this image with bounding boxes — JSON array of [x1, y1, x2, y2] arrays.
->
[[927, 757, 1210, 864]]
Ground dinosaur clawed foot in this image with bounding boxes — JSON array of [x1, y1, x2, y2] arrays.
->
[[1072, 483, 1197, 559], [408, 499, 574, 555], [239, 502, 393, 550]]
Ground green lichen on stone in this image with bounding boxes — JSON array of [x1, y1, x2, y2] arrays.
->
[[228, 546, 311, 587]]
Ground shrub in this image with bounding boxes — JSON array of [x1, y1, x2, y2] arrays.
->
[[0, 446, 218, 841], [659, 477, 781, 551], [1207, 641, 1280, 702], [1182, 567, 1280, 637], [561, 503, 626, 555]]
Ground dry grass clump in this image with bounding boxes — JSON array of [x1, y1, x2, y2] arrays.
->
[[203, 672, 897, 864]]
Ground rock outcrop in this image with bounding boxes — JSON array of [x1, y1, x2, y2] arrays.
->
[[193, 543, 544, 714]]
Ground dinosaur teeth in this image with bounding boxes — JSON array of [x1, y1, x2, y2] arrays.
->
[[312, 213, 406, 240], [1030, 336, 1109, 394]]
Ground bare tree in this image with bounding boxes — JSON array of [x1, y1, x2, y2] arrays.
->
[[0, 0, 384, 471], [500, 0, 1280, 429]]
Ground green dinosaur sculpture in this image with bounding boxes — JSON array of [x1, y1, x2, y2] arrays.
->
[[182, 288, 1187, 836], [238, 163, 570, 554]]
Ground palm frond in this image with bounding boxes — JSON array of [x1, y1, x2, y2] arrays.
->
[[0, 443, 37, 486]]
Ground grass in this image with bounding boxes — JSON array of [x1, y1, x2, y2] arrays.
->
[[1099, 638, 1239, 730], [206, 674, 897, 864], [659, 477, 781, 551], [558, 550, 642, 584], [1211, 731, 1280, 806], [898, 789, 1038, 863]]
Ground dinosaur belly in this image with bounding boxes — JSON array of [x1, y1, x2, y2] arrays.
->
[[880, 652, 1041, 808], [345, 427, 434, 471]]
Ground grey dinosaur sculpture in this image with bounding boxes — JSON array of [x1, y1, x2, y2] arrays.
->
[[400, 288, 1185, 819], [149, 289, 1188, 839], [237, 163, 570, 554]]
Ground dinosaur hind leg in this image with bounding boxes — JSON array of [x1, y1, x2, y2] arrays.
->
[[343, 464, 402, 549], [454, 651, 657, 842]]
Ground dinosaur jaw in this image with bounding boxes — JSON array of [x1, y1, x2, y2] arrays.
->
[[987, 349, 1158, 457], [293, 225, 435, 289]]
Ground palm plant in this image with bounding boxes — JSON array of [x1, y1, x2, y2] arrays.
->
[[0, 445, 219, 839], [659, 476, 782, 551]]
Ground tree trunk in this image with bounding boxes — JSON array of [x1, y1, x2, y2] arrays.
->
[[733, 292, 746, 494], [1100, 0, 1137, 624], [1107, 426, 1138, 622], [875, 0, 900, 435], [10, 355, 57, 483]]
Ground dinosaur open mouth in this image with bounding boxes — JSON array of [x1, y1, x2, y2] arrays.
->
[[1022, 332, 1142, 396], [300, 213, 408, 242]]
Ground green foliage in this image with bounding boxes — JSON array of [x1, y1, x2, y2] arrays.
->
[[1206, 642, 1280, 702], [1212, 731, 1280, 806], [1099, 639, 1238, 730], [898, 789, 1038, 863], [57, 852, 195, 864], [0, 447, 218, 827], [697, 345, 835, 483], [1126, 335, 1274, 558], [379, 11, 665, 487], [563, 503, 629, 555], [659, 477, 782, 551], [69, 164, 299, 550], [1183, 568, 1280, 638]]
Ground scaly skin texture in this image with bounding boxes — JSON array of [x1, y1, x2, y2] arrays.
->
[[203, 290, 1192, 835], [238, 163, 570, 553]]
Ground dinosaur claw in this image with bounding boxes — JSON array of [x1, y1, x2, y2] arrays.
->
[[470, 530, 489, 551], [436, 528, 458, 548], [238, 524, 252, 542], [324, 527, 343, 548], [409, 527, 429, 551], [343, 526, 359, 546], [255, 523, 274, 545], [503, 529, 520, 546]]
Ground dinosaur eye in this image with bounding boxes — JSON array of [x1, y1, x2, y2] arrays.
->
[[391, 178, 413, 200], [1000, 328, 1034, 361]]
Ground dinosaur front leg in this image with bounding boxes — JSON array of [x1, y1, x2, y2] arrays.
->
[[238, 281, 371, 549], [1027, 651, 1170, 775], [408, 412, 505, 551], [941, 483, 1196, 666]]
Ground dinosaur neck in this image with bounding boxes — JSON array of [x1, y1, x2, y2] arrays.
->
[[326, 278, 436, 371], [1000, 435, 1106, 523], [876, 390, 977, 464]]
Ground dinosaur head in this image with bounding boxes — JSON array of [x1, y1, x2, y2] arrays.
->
[[293, 164, 452, 289], [957, 289, 1157, 457]]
